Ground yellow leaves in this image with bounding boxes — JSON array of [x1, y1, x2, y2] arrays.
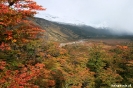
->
[[127, 60, 133, 66], [72, 85, 81, 88], [98, 68, 123, 84], [12, 39, 17, 43], [59, 59, 66, 65]]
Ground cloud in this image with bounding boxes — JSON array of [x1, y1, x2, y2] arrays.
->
[[35, 0, 133, 34]]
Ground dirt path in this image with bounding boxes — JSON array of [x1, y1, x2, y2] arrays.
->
[[59, 40, 85, 47], [59, 39, 131, 47]]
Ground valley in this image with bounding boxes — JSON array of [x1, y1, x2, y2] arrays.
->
[[60, 38, 131, 47], [1, 0, 133, 87], [1, 17, 133, 88]]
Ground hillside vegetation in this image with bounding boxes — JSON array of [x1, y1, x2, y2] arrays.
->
[[32, 17, 133, 42], [1, 39, 133, 88], [0, 0, 133, 88]]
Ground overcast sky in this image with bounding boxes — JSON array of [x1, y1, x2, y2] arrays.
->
[[35, 0, 133, 34]]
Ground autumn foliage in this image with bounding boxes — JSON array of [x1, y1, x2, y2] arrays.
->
[[0, 0, 133, 88], [0, 0, 45, 50]]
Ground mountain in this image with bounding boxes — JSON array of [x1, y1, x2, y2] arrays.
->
[[31, 17, 79, 42], [30, 17, 133, 42], [35, 14, 86, 25]]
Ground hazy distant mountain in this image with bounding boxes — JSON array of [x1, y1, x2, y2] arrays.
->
[[31, 17, 133, 42], [35, 14, 86, 25]]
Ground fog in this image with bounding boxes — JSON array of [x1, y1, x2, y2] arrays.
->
[[35, 0, 133, 34]]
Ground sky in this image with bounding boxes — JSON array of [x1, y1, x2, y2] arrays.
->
[[35, 0, 133, 34]]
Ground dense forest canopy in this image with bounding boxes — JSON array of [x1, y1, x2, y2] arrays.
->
[[0, 0, 133, 88]]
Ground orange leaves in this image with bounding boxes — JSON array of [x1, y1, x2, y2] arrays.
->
[[12, 39, 17, 43], [35, 63, 45, 69], [4, 30, 13, 40], [13, 0, 45, 11], [0, 4, 9, 14], [0, 42, 11, 50], [26, 2, 46, 10], [21, 38, 29, 43], [0, 61, 6, 70], [127, 60, 133, 66], [123, 46, 128, 49], [4, 30, 12, 35], [0, 0, 45, 50], [27, 27, 45, 38], [116, 45, 128, 49], [0, 30, 17, 50], [0, 78, 6, 84], [0, 22, 7, 26], [0, 62, 49, 88], [59, 48, 67, 55], [0, 0, 73, 87], [48, 80, 55, 87]]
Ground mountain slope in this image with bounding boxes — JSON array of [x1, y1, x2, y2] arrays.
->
[[31, 17, 132, 42], [31, 17, 80, 42]]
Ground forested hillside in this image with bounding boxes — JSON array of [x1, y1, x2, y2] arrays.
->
[[0, 0, 133, 88], [32, 17, 112, 42], [33, 17, 133, 42]]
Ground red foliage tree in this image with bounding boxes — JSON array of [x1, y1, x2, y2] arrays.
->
[[0, 62, 52, 88], [0, 0, 45, 50], [0, 1, 47, 87]]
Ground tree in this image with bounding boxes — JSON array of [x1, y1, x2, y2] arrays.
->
[[87, 45, 106, 73], [87, 44, 123, 88], [0, 0, 46, 66], [0, 1, 47, 87], [0, 0, 45, 50]]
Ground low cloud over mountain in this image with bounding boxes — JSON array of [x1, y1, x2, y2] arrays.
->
[[35, 0, 133, 34], [31, 17, 133, 42]]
